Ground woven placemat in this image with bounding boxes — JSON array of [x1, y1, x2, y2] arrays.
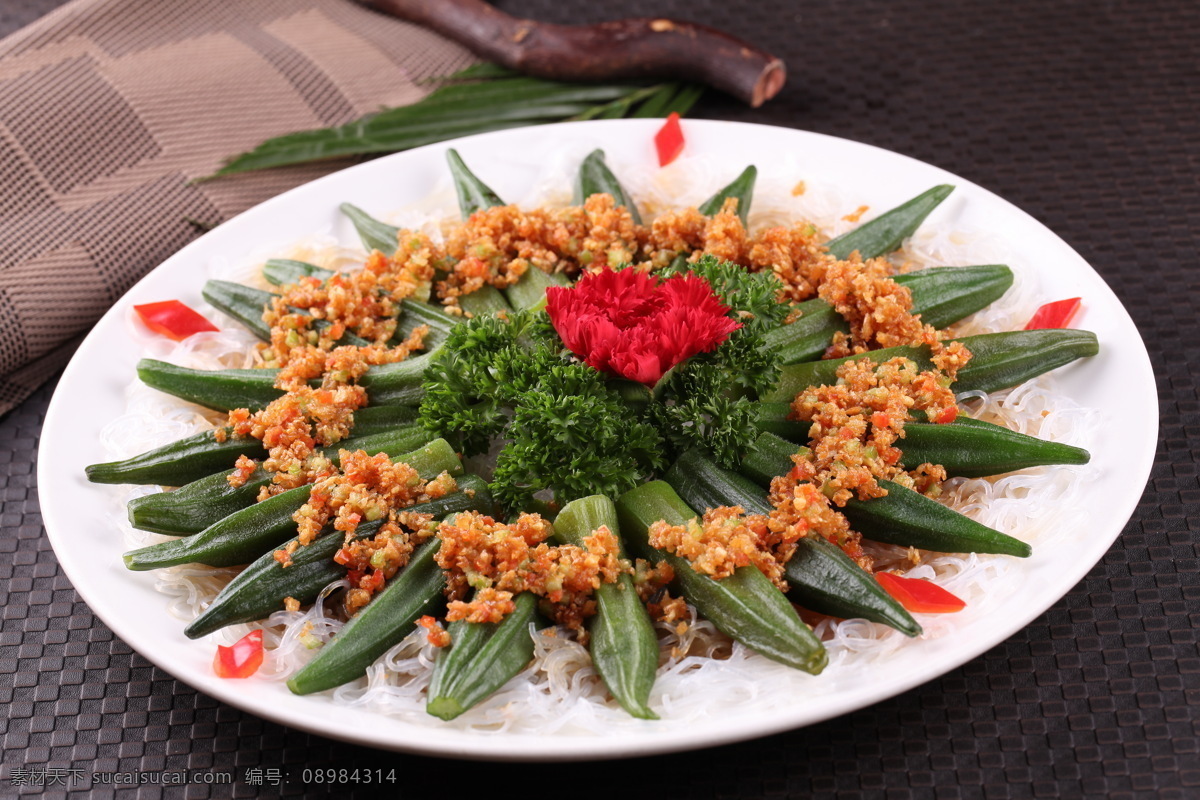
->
[[4, 0, 1198, 797]]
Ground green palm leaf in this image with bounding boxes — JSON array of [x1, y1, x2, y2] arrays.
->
[[212, 71, 704, 178]]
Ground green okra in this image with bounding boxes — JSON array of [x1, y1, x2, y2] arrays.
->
[[554, 495, 659, 719], [89, 430, 267, 488], [86, 405, 420, 487], [287, 537, 449, 695], [340, 202, 400, 254], [743, 420, 1089, 481], [446, 148, 506, 218], [504, 268, 572, 310], [127, 436, 458, 536], [260, 259, 455, 350], [697, 165, 757, 225], [785, 537, 921, 635], [733, 438, 1032, 557], [137, 348, 434, 412], [202, 280, 274, 340], [124, 476, 476, 572], [615, 481, 827, 674], [457, 284, 513, 318], [662, 448, 919, 636], [184, 518, 384, 639], [843, 479, 1031, 556], [764, 329, 1100, 402], [426, 591, 541, 720], [575, 148, 642, 224], [202, 279, 369, 347], [262, 258, 333, 286], [825, 185, 954, 260], [761, 264, 1014, 365]]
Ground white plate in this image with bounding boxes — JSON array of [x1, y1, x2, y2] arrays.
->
[[38, 120, 1156, 761]]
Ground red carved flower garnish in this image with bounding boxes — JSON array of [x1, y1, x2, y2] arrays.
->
[[545, 267, 741, 386]]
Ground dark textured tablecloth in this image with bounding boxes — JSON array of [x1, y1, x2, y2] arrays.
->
[[3, 0, 1197, 797]]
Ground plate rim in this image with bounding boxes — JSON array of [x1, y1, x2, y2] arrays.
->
[[37, 118, 1158, 761]]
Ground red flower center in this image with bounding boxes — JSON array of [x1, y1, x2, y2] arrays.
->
[[545, 267, 741, 386]]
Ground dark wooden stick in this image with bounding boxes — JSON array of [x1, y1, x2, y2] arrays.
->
[[355, 0, 786, 107]]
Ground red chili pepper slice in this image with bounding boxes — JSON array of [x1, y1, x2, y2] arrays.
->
[[213, 630, 264, 678], [134, 300, 219, 341], [654, 112, 685, 167], [876, 572, 966, 614], [363, 570, 385, 592], [1024, 297, 1082, 330], [935, 406, 958, 424]]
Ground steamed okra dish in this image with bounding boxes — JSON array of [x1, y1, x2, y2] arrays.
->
[[91, 146, 1098, 725]]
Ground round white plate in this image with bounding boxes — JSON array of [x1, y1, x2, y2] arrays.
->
[[38, 119, 1156, 761]]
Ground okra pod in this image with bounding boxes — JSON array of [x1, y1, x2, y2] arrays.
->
[[615, 481, 827, 674], [202, 280, 273, 340], [761, 264, 1014, 365], [662, 449, 919, 636], [733, 437, 1032, 557], [392, 300, 457, 350], [138, 349, 433, 412], [844, 479, 1032, 556], [340, 202, 400, 254], [86, 406, 420, 487], [457, 284, 513, 318], [287, 537, 449, 695], [825, 185, 954, 260], [88, 430, 266, 487], [899, 415, 1089, 477], [127, 436, 459, 537], [186, 479, 492, 642], [124, 477, 476, 572], [446, 148, 506, 218], [697, 165, 757, 225], [184, 518, 383, 640], [261, 259, 455, 350], [744, 420, 1089, 481], [202, 280, 369, 347], [261, 258, 333, 286], [504, 268, 571, 310], [575, 149, 642, 224], [554, 495, 659, 720], [426, 591, 541, 720], [764, 329, 1100, 402]]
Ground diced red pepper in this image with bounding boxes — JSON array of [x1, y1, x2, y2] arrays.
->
[[134, 300, 219, 341], [876, 572, 966, 613], [935, 406, 958, 424], [1024, 297, 1082, 330], [363, 570, 385, 592], [871, 412, 891, 428], [213, 630, 264, 678], [654, 112, 685, 167]]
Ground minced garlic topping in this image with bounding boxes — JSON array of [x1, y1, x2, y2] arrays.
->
[[434, 194, 643, 309], [769, 461, 871, 571], [650, 350, 973, 585], [262, 247, 434, 366], [649, 507, 790, 589], [224, 237, 433, 495], [266, 450, 456, 613], [293, 450, 456, 546], [434, 512, 628, 633], [791, 356, 961, 505]]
